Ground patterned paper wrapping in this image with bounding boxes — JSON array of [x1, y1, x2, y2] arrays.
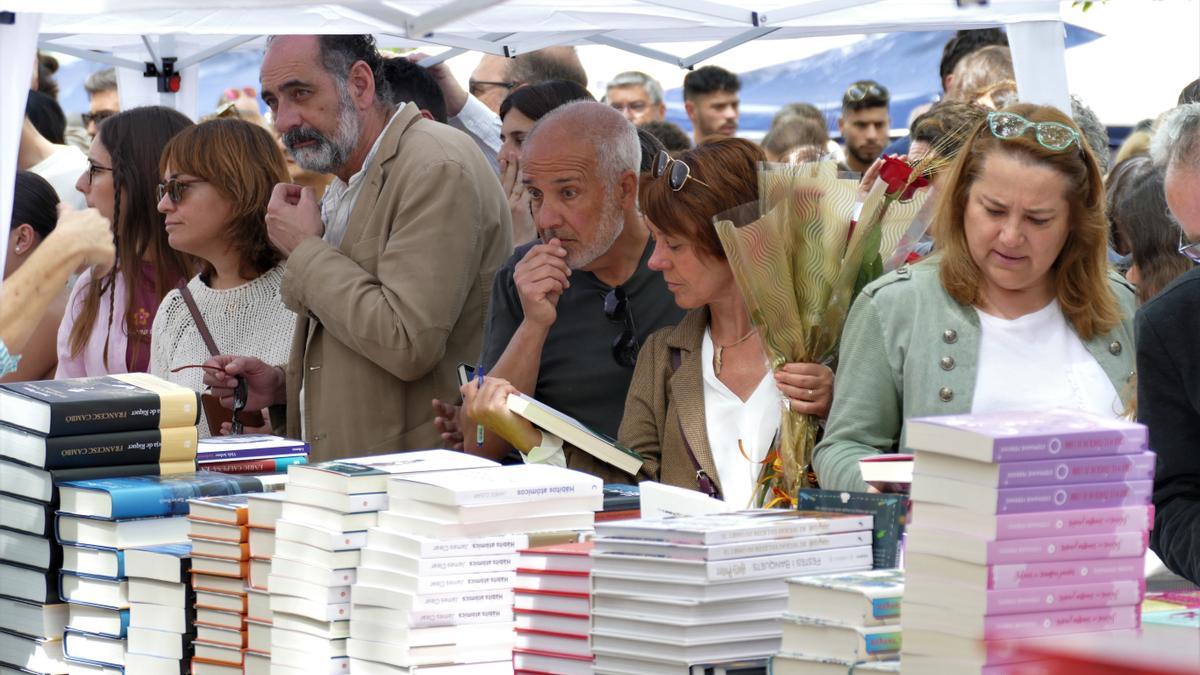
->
[[714, 160, 930, 502]]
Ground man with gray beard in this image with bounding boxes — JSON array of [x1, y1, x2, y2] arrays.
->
[[460, 102, 684, 481], [202, 34, 511, 462]]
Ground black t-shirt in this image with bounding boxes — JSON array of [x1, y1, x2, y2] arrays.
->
[[480, 238, 685, 439]]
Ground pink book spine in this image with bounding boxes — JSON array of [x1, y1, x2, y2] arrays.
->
[[983, 579, 1145, 616], [997, 451, 1156, 488], [992, 505, 1154, 540], [975, 629, 1142, 667], [991, 428, 1146, 462], [993, 480, 1152, 514], [987, 557, 1145, 589], [981, 604, 1141, 640], [985, 530, 1148, 565]]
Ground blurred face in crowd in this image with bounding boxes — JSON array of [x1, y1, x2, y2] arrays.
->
[[522, 129, 624, 270], [838, 106, 890, 171], [499, 108, 536, 169], [260, 35, 361, 175], [686, 91, 739, 139], [75, 139, 116, 223], [156, 165, 235, 262], [1164, 164, 1200, 243], [469, 55, 512, 114], [85, 89, 119, 138], [646, 218, 732, 310], [608, 84, 665, 126], [963, 150, 1071, 309]]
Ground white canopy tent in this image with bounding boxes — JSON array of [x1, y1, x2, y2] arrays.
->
[[0, 0, 1073, 287]]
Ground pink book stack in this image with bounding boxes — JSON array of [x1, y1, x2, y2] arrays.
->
[[898, 409, 1154, 675]]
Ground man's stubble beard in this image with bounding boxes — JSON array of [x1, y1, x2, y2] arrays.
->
[[283, 85, 361, 175], [552, 189, 625, 270]]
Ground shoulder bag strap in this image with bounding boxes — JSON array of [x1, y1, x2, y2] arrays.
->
[[177, 281, 221, 357], [670, 347, 721, 500]]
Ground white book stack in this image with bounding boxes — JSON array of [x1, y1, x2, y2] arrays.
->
[[244, 492, 285, 675], [124, 543, 194, 675], [188, 495, 255, 675], [348, 464, 604, 674], [589, 510, 876, 674], [267, 451, 498, 675], [770, 569, 903, 674]]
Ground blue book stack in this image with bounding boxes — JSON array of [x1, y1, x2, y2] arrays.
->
[[55, 472, 277, 671], [0, 373, 203, 674]]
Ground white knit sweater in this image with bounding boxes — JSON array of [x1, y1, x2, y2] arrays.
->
[[149, 266, 296, 437]]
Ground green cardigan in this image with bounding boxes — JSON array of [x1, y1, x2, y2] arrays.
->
[[812, 259, 1139, 492]]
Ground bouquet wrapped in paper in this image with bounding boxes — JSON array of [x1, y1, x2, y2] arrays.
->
[[715, 158, 933, 506]]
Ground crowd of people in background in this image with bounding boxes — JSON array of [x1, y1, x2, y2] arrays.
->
[[4, 29, 1199, 586]]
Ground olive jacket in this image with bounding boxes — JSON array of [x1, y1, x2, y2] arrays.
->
[[813, 259, 1138, 492]]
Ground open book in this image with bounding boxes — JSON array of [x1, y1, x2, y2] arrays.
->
[[506, 393, 643, 476]]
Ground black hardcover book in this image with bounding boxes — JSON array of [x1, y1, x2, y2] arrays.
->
[[0, 374, 199, 437], [0, 423, 199, 470], [0, 561, 58, 604], [0, 459, 196, 504], [795, 489, 908, 569], [0, 493, 55, 537]]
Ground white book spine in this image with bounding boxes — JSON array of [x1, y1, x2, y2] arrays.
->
[[707, 545, 874, 581]]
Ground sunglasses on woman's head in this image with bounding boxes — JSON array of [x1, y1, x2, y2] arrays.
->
[[987, 111, 1080, 152], [651, 150, 712, 192], [1180, 230, 1200, 264]]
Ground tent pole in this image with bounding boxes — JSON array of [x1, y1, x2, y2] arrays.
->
[[409, 32, 514, 67], [586, 35, 684, 68], [34, 41, 144, 71], [141, 35, 162, 70], [681, 26, 778, 68], [175, 34, 260, 70], [500, 31, 603, 57], [1007, 20, 1072, 114], [761, 0, 871, 25]]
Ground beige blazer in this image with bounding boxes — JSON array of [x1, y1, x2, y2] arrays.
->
[[278, 105, 512, 463], [618, 308, 722, 493]]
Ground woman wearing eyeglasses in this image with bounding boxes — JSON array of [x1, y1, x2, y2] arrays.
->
[[813, 103, 1138, 492], [58, 106, 195, 378], [464, 138, 834, 507], [148, 118, 296, 437]]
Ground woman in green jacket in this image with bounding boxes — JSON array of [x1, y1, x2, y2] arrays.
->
[[813, 103, 1138, 492]]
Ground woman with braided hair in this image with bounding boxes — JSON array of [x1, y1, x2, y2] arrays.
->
[[57, 106, 194, 377]]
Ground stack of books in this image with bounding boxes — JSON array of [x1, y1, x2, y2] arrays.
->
[[589, 510, 876, 673], [196, 435, 309, 475], [901, 410, 1155, 673], [55, 472, 279, 672], [125, 542, 193, 673], [348, 464, 604, 673], [511, 540, 594, 674], [0, 374, 200, 674], [188, 494, 258, 673], [770, 569, 904, 673], [245, 491, 286, 675], [268, 451, 497, 675]]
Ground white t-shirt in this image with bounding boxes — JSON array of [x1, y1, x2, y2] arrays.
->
[[701, 328, 781, 509], [972, 300, 1121, 418], [29, 145, 87, 211]]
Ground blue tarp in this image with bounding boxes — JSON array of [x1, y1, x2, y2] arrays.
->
[[664, 25, 1103, 137]]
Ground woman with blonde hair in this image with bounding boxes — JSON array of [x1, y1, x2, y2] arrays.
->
[[58, 106, 194, 377], [149, 118, 296, 436], [814, 103, 1138, 492]]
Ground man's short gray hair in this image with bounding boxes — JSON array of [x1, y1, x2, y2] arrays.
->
[[84, 67, 117, 96], [1151, 103, 1200, 172], [607, 71, 664, 106], [1070, 95, 1110, 175], [533, 101, 640, 189]]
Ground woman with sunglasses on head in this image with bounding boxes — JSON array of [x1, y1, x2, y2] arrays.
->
[[58, 106, 195, 378], [464, 138, 834, 507], [813, 103, 1138, 492], [149, 118, 297, 437]]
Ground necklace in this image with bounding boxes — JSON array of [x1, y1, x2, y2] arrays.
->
[[713, 328, 756, 376]]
